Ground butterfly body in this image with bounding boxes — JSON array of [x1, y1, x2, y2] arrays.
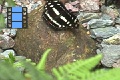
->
[[42, 0, 79, 30]]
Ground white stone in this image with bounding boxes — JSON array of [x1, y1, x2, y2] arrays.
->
[[0, 49, 15, 58]]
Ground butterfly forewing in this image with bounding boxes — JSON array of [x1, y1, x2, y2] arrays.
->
[[42, 0, 79, 30]]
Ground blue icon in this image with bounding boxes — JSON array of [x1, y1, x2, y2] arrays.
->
[[7, 7, 27, 29]]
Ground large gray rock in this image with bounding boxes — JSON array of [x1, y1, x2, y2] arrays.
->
[[87, 19, 114, 29], [90, 27, 119, 38], [97, 44, 120, 67]]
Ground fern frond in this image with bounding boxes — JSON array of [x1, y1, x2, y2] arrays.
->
[[0, 61, 25, 80], [23, 61, 53, 80], [36, 49, 52, 71], [52, 54, 102, 80], [82, 68, 120, 80]]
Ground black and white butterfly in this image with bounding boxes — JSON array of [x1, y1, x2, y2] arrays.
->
[[42, 0, 79, 30]]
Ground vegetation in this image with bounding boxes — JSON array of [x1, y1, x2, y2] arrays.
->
[[0, 0, 16, 29], [0, 49, 120, 80]]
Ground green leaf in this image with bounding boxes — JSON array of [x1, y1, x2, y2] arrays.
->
[[0, 0, 4, 4], [6, 0, 16, 7], [4, 53, 15, 64], [23, 61, 53, 80], [0, 14, 5, 29], [9, 53, 16, 63], [0, 61, 25, 80], [52, 54, 102, 80], [36, 49, 52, 71], [82, 68, 120, 80]]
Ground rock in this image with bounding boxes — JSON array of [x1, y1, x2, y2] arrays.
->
[[31, 3, 40, 10], [112, 59, 120, 68], [78, 12, 100, 23], [101, 5, 119, 19], [0, 54, 5, 60], [104, 0, 120, 6], [0, 35, 15, 49], [9, 29, 17, 37], [103, 33, 120, 45], [2, 29, 10, 36], [37, 1, 42, 5], [15, 2, 22, 6], [14, 62, 25, 73], [118, 9, 120, 14], [14, 6, 96, 71], [0, 48, 3, 53], [65, 2, 79, 12], [79, 0, 100, 12], [116, 25, 120, 31], [87, 19, 114, 29], [100, 14, 113, 20], [97, 44, 120, 67], [115, 17, 120, 24], [0, 49, 15, 58], [90, 27, 119, 38], [15, 56, 26, 62], [2, 29, 17, 37]]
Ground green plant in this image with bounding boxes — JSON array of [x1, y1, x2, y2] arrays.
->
[[0, 0, 16, 29], [0, 49, 120, 80]]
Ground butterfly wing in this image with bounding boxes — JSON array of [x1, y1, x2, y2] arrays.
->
[[42, 0, 79, 30]]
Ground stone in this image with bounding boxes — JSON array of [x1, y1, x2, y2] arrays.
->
[[2, 29, 17, 37], [14, 6, 96, 71], [31, 3, 40, 10], [37, 1, 42, 5], [100, 14, 113, 20], [104, 0, 120, 6], [0, 49, 15, 58], [0, 48, 3, 53], [0, 54, 5, 60], [79, 0, 100, 12], [9, 29, 17, 37], [90, 27, 119, 38], [15, 56, 26, 62], [97, 44, 120, 67], [87, 19, 114, 29], [65, 0, 80, 12], [115, 17, 120, 24], [0, 35, 15, 49], [14, 62, 25, 73], [112, 59, 120, 68], [103, 33, 120, 45], [101, 5, 119, 19], [78, 12, 100, 23], [115, 25, 120, 32]]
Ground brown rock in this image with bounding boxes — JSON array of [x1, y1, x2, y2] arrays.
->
[[14, 6, 96, 71]]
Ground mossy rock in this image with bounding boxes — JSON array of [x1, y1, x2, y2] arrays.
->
[[14, 6, 96, 71]]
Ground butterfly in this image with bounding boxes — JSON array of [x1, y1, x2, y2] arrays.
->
[[42, 0, 79, 30]]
